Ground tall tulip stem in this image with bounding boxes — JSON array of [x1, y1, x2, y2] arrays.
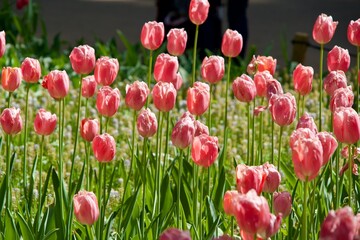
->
[[141, 137, 148, 238], [23, 84, 30, 203], [301, 178, 309, 240], [348, 144, 353, 209], [251, 99, 256, 166], [7, 91, 12, 108], [247, 102, 251, 165], [37, 135, 45, 225], [357, 46, 360, 114], [271, 120, 274, 165], [258, 98, 264, 165], [58, 99, 65, 236], [5, 134, 12, 210], [277, 126, 284, 171], [319, 44, 324, 132], [208, 84, 213, 134], [146, 50, 153, 107], [335, 144, 340, 209], [177, 150, 184, 228], [191, 25, 199, 85]]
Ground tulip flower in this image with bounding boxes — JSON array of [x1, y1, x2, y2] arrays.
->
[[269, 93, 296, 127], [136, 108, 157, 138], [125, 80, 150, 111], [21, 57, 41, 83], [194, 120, 209, 137], [247, 55, 277, 76], [188, 0, 210, 25], [327, 45, 350, 72], [94, 56, 119, 86], [221, 29, 243, 58], [262, 163, 281, 193], [80, 118, 100, 142], [273, 191, 292, 218], [152, 82, 177, 112], [323, 70, 348, 96], [236, 164, 267, 195], [187, 81, 210, 116], [16, 0, 29, 10], [293, 63, 314, 96], [232, 74, 256, 103], [312, 13, 338, 45], [1, 67, 22, 92], [153, 53, 179, 85], [330, 86, 354, 112], [42, 70, 70, 100], [191, 134, 219, 167], [0, 108, 23, 135], [140, 21, 164, 51], [254, 70, 272, 98], [266, 78, 283, 100], [92, 133, 116, 162], [347, 18, 360, 47], [0, 31, 5, 58], [69, 45, 96, 75], [333, 107, 360, 145], [296, 112, 318, 133], [159, 228, 191, 240], [317, 132, 338, 166], [96, 86, 121, 117], [34, 109, 57, 136], [200, 55, 225, 84], [223, 190, 241, 216], [167, 28, 187, 56], [171, 112, 195, 149], [73, 190, 99, 225], [81, 75, 97, 98]]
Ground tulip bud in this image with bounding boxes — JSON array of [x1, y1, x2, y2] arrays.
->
[[333, 107, 360, 145], [194, 119, 209, 137], [16, 0, 29, 10], [0, 31, 5, 58], [152, 82, 177, 112], [21, 57, 41, 83], [254, 71, 272, 98], [273, 191, 292, 218], [317, 132, 338, 166], [141, 21, 165, 50], [159, 228, 191, 240], [137, 108, 157, 138], [232, 74, 256, 103], [296, 112, 318, 133], [189, 0, 210, 25], [96, 86, 121, 117], [73, 190, 99, 225], [347, 18, 360, 47], [312, 13, 338, 44], [269, 93, 296, 126], [167, 28, 188, 56], [34, 109, 57, 136], [1, 67, 22, 92], [92, 133, 116, 162], [80, 118, 100, 142], [94, 56, 119, 86], [327, 46, 350, 72], [330, 86, 354, 112], [266, 78, 283, 100], [125, 80, 150, 111], [293, 63, 314, 96], [221, 29, 243, 58], [187, 82, 210, 116], [191, 134, 218, 167], [201, 56, 225, 84], [171, 112, 195, 149], [69, 45, 96, 75], [323, 70, 348, 96], [262, 163, 281, 193], [42, 70, 70, 100], [0, 108, 23, 135], [81, 75, 97, 98], [290, 127, 317, 150], [153, 53, 179, 85]]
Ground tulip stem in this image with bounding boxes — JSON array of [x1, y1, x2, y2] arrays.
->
[[97, 162, 104, 240], [335, 144, 340, 209], [301, 178, 309, 240], [141, 137, 148, 238], [58, 99, 65, 237], [258, 98, 264, 165], [230, 216, 234, 238], [85, 141, 90, 190], [271, 119, 274, 165], [130, 110, 137, 183], [23, 84, 30, 207], [154, 111, 163, 237], [146, 50, 153, 107], [223, 57, 232, 164], [208, 84, 213, 134], [251, 99, 256, 166], [199, 168, 204, 240], [177, 149, 184, 228], [193, 163, 198, 234], [297, 92, 301, 121], [357, 46, 359, 114], [6, 91, 12, 108], [191, 25, 199, 85], [319, 44, 324, 132], [37, 135, 45, 227], [247, 102, 250, 165], [5, 134, 11, 210], [277, 126, 283, 171], [348, 144, 353, 209], [162, 111, 170, 177]]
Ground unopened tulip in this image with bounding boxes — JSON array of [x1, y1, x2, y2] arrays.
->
[[96, 86, 121, 117], [347, 18, 360, 47], [266, 78, 283, 100], [125, 80, 150, 111], [140, 21, 165, 51], [81, 75, 97, 98], [16, 0, 29, 10], [269, 93, 296, 126], [191, 134, 218, 167], [0, 108, 23, 135], [312, 13, 338, 44], [159, 228, 191, 240], [73, 190, 99, 225], [247, 55, 277, 76], [42, 70, 69, 100], [200, 56, 225, 84], [187, 82, 210, 116], [34, 109, 57, 136], [94, 56, 119, 86], [137, 108, 157, 138], [152, 82, 177, 112], [330, 86, 354, 112], [320, 207, 357, 240], [236, 164, 267, 195], [0, 31, 5, 58], [221, 29, 243, 58], [171, 112, 195, 149], [232, 74, 256, 103], [254, 71, 272, 98], [69, 45, 96, 75], [92, 133, 116, 162], [293, 63, 314, 96], [317, 132, 338, 166], [173, 72, 183, 91], [1, 67, 21, 92], [333, 107, 360, 145], [262, 163, 281, 193], [323, 70, 348, 96], [80, 118, 99, 142], [167, 28, 187, 56], [296, 112, 318, 133], [153, 53, 179, 85], [21, 57, 41, 83], [188, 0, 210, 25], [273, 191, 292, 218], [291, 131, 323, 181], [194, 119, 209, 137], [327, 45, 350, 72]]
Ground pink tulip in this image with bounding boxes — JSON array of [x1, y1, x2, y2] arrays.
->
[[140, 21, 165, 51], [221, 29, 243, 58], [16, 0, 29, 10], [96, 86, 121, 117], [232, 74, 256, 103], [187, 81, 210, 116], [263, 214, 282, 239], [94, 56, 119, 86], [236, 164, 267, 195], [273, 191, 292, 218], [42, 70, 69, 100], [200, 55, 225, 84], [73, 190, 99, 225], [167, 28, 188, 56], [191, 134, 218, 167], [194, 120, 209, 137], [152, 82, 177, 112], [320, 207, 357, 240], [312, 13, 338, 44], [247, 55, 277, 76], [290, 127, 317, 150], [330, 86, 354, 112], [333, 107, 360, 145], [254, 105, 267, 117], [1, 67, 21, 92], [293, 63, 314, 96], [317, 132, 338, 166], [159, 228, 191, 240], [80, 118, 100, 142], [34, 109, 57, 136], [81, 75, 97, 98], [347, 18, 360, 47], [137, 108, 157, 138], [291, 130, 323, 181], [125, 80, 150, 111], [69, 45, 96, 75], [171, 112, 195, 149], [262, 163, 281, 193], [327, 45, 350, 72], [0, 108, 23, 135], [269, 93, 296, 126], [188, 0, 210, 25], [266, 78, 283, 100], [153, 53, 179, 85], [254, 71, 272, 98], [0, 31, 5, 58], [323, 70, 348, 96], [296, 112, 318, 133], [173, 72, 183, 91], [21, 57, 41, 83], [92, 133, 116, 162], [223, 190, 240, 216]]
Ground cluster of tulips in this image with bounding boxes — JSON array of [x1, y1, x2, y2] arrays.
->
[[1, 0, 360, 239]]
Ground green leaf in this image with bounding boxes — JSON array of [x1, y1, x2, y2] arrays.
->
[[28, 154, 38, 214], [5, 209, 18, 240], [16, 212, 35, 240], [122, 185, 140, 231], [212, 167, 226, 210]]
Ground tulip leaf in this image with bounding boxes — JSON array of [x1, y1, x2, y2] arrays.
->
[[5, 209, 18, 240], [28, 154, 38, 215], [16, 212, 35, 240]]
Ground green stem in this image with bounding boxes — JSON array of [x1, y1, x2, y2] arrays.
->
[[97, 162, 103, 240], [301, 178, 309, 240], [251, 99, 256, 166], [277, 126, 283, 171], [58, 99, 65, 237], [162, 112, 170, 177], [258, 98, 264, 165], [199, 168, 204, 240], [297, 92, 301, 121], [224, 57, 232, 145], [302, 95, 305, 117], [357, 46, 359, 113], [335, 144, 340, 209], [7, 91, 12, 108], [85, 141, 90, 190], [193, 163, 198, 234], [102, 163, 107, 239], [177, 150, 184, 228], [191, 25, 199, 85], [141, 137, 148, 238], [319, 44, 324, 132], [271, 120, 274, 165], [230, 216, 234, 239], [208, 84, 213, 135], [105, 117, 110, 133], [6, 134, 11, 210], [348, 144, 353, 209], [146, 50, 153, 107], [247, 102, 250, 165], [23, 85, 30, 204], [37, 135, 45, 226]]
